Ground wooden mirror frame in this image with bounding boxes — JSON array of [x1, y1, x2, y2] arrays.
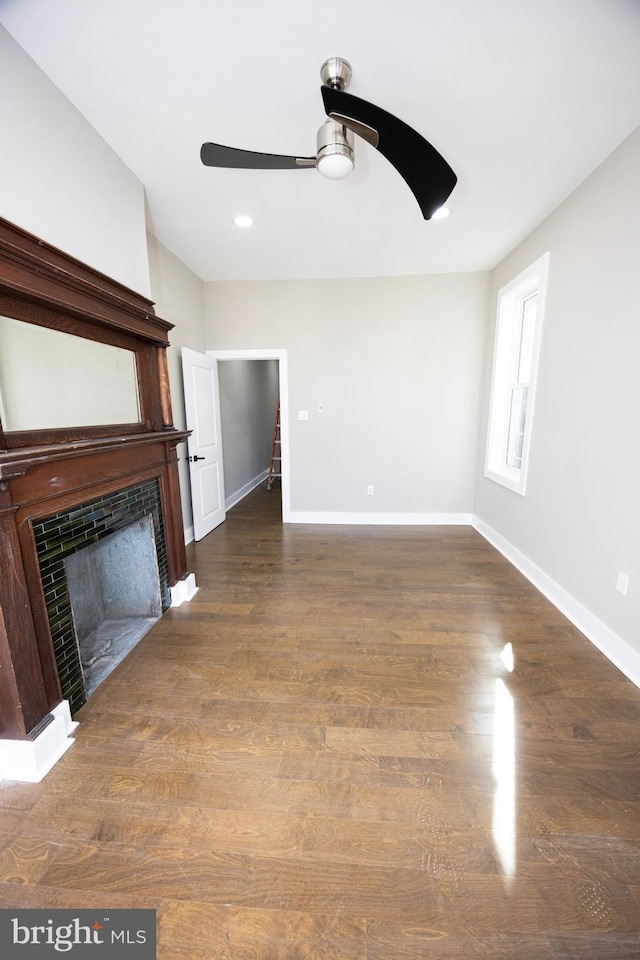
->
[[0, 217, 175, 448]]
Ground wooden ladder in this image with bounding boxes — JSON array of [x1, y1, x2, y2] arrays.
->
[[266, 398, 281, 490]]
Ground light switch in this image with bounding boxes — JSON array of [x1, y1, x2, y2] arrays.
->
[[616, 571, 629, 596]]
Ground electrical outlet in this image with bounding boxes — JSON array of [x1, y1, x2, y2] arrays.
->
[[616, 571, 629, 596], [367, 485, 374, 496], [298, 410, 309, 421]]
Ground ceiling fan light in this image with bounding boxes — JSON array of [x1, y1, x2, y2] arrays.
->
[[316, 119, 354, 180], [317, 152, 354, 180]]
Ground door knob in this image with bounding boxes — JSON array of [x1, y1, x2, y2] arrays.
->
[[189, 455, 206, 462]]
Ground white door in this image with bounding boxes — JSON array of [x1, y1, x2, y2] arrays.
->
[[181, 348, 225, 540]]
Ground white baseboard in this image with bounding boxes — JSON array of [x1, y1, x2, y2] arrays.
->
[[0, 701, 78, 783], [473, 516, 640, 689], [225, 469, 269, 511], [286, 511, 474, 525], [184, 524, 194, 545], [170, 572, 198, 607]]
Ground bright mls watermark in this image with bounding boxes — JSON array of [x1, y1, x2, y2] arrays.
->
[[0, 910, 156, 957]]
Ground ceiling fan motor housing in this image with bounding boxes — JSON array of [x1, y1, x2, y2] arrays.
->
[[316, 119, 355, 179]]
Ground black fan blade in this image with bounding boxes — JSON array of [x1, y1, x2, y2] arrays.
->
[[321, 86, 456, 219], [201, 142, 316, 170]]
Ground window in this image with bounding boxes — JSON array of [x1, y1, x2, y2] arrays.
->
[[485, 253, 549, 495]]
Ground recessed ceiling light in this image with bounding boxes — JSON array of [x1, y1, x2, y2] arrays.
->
[[233, 214, 254, 228], [431, 206, 450, 220]]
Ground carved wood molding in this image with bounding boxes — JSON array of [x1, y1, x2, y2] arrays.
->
[[0, 216, 173, 344]]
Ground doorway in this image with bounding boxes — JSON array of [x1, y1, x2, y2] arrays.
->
[[209, 349, 291, 522]]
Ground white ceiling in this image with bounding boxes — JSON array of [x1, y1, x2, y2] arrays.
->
[[2, 0, 640, 283]]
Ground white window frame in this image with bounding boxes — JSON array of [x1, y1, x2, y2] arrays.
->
[[485, 252, 549, 495]]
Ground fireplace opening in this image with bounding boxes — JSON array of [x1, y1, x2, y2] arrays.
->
[[35, 479, 171, 714], [63, 515, 162, 698]]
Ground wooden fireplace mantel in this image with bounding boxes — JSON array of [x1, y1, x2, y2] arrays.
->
[[0, 430, 190, 482], [0, 217, 190, 742]]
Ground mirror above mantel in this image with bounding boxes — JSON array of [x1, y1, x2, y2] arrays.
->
[[0, 313, 141, 432], [0, 214, 179, 449]]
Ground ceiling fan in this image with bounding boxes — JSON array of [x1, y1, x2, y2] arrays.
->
[[200, 58, 457, 220]]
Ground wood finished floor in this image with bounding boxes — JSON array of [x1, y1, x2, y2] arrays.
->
[[1, 484, 639, 958]]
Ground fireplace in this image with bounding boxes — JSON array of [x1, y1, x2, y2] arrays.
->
[[34, 480, 170, 713], [0, 215, 192, 782]]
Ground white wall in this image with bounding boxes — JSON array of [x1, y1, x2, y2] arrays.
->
[[205, 273, 490, 518], [0, 26, 150, 295], [146, 233, 206, 532], [475, 126, 640, 675], [218, 360, 279, 505]]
